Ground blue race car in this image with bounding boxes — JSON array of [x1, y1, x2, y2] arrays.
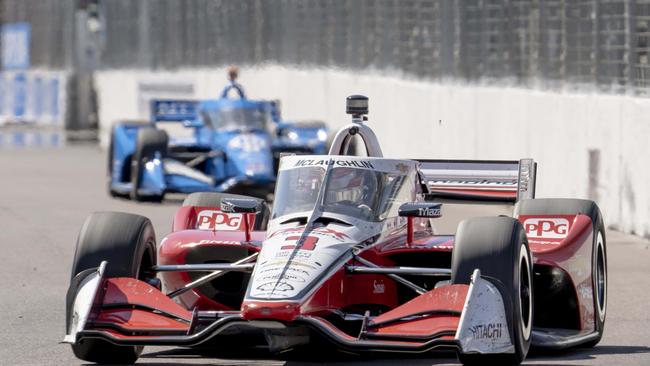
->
[[107, 95, 329, 202]]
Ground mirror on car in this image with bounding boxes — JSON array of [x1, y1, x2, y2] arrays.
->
[[221, 197, 264, 214], [398, 202, 443, 218]]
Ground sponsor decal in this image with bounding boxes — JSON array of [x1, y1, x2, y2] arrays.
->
[[258, 272, 307, 283], [427, 179, 517, 187], [227, 133, 267, 153], [294, 159, 375, 169], [523, 218, 569, 239], [196, 210, 243, 231], [418, 207, 441, 217], [269, 227, 350, 241], [187, 239, 242, 245], [469, 323, 504, 340], [259, 266, 310, 276], [518, 160, 533, 194], [255, 281, 294, 293], [281, 236, 319, 251], [533, 240, 565, 246], [373, 280, 385, 294], [262, 259, 317, 269], [275, 250, 312, 259]]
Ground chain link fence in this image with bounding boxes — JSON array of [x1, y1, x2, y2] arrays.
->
[[6, 0, 650, 95], [1, 0, 76, 69]]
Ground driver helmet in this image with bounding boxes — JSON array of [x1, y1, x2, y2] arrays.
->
[[327, 167, 378, 208], [227, 66, 239, 81]]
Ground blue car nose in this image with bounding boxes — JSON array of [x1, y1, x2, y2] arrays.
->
[[224, 133, 274, 179]]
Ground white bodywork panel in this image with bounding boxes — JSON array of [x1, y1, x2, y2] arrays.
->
[[247, 155, 418, 302], [328, 120, 384, 157], [247, 225, 357, 300], [162, 157, 215, 185], [455, 269, 515, 354], [63, 261, 106, 344]]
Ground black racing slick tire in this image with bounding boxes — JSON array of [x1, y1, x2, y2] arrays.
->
[[452, 217, 533, 366], [67, 212, 157, 364], [107, 126, 119, 198], [130, 127, 168, 202], [514, 198, 607, 347], [182, 192, 270, 230], [107, 121, 151, 198]]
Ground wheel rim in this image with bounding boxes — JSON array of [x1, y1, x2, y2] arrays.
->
[[519, 243, 532, 340], [595, 232, 607, 322]]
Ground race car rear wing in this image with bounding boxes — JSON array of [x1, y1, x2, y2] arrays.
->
[[417, 159, 536, 202], [150, 99, 199, 122], [150, 99, 283, 124]]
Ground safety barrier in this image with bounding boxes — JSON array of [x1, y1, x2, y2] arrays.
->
[[0, 70, 68, 127]]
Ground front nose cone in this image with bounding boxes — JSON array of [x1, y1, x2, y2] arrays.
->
[[226, 133, 274, 178], [241, 300, 301, 322]]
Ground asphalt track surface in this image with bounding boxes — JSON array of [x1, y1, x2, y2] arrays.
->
[[2, 146, 650, 366]]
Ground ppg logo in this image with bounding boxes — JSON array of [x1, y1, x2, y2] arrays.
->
[[523, 218, 569, 239], [196, 211, 243, 231]]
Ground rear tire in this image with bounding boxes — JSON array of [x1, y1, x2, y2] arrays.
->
[[182, 192, 269, 230], [67, 212, 157, 364], [452, 217, 533, 366], [130, 128, 168, 202], [514, 198, 607, 347]]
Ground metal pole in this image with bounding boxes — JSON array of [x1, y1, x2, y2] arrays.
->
[[166, 253, 258, 298], [353, 255, 427, 295]]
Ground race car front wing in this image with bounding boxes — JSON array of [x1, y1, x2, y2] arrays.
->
[[64, 262, 514, 355]]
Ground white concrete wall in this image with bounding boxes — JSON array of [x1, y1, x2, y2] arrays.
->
[[95, 66, 650, 237]]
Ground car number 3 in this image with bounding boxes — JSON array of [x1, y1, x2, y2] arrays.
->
[[281, 235, 319, 251]]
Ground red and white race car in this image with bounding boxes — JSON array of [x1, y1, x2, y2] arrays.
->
[[65, 96, 607, 365]]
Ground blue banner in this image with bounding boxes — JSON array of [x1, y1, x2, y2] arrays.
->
[[1, 23, 31, 70]]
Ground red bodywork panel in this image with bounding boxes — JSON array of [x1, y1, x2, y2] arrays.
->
[[86, 277, 467, 342], [88, 278, 191, 335], [103, 278, 192, 321], [94, 308, 189, 333], [158, 210, 595, 332], [521, 214, 596, 331], [366, 285, 468, 338], [158, 229, 263, 310]]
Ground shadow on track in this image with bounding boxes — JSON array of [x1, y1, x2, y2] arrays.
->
[[528, 344, 650, 363], [127, 344, 650, 366], [135, 346, 459, 366]]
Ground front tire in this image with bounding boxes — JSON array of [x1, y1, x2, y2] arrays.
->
[[107, 122, 151, 199], [130, 128, 168, 202], [452, 217, 533, 366], [67, 212, 157, 364], [107, 126, 119, 198]]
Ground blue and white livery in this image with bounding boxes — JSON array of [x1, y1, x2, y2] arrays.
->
[[108, 88, 329, 201]]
